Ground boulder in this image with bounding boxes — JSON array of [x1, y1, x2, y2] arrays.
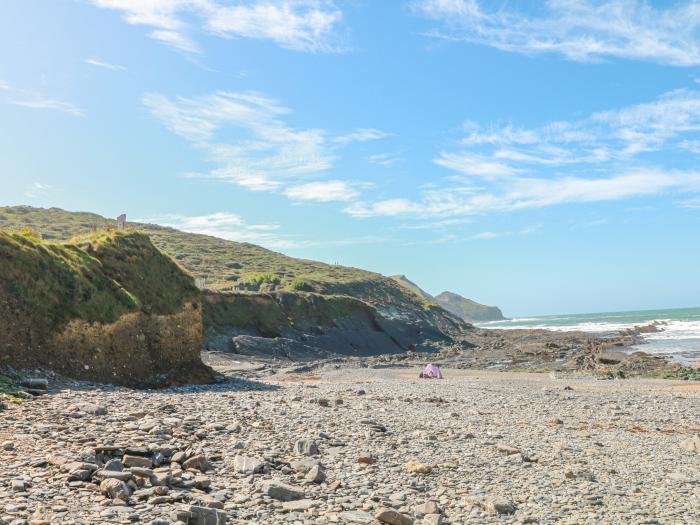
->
[[375, 508, 414, 525], [233, 455, 264, 474], [100, 478, 131, 501], [262, 480, 305, 501]]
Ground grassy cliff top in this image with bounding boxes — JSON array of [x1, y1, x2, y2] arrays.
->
[[0, 206, 424, 307], [0, 228, 198, 333]]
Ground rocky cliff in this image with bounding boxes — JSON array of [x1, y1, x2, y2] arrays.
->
[[435, 291, 506, 322], [0, 206, 473, 357], [390, 274, 506, 323]]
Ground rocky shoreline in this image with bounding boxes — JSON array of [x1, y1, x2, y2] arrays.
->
[[1, 363, 699, 525], [1, 326, 698, 525]]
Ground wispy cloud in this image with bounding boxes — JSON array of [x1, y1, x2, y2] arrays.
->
[[0, 80, 10, 91], [10, 96, 84, 117], [414, 0, 700, 66], [25, 182, 53, 199], [333, 128, 387, 144], [136, 212, 304, 249], [144, 90, 331, 191], [85, 57, 127, 71], [285, 180, 361, 202], [91, 0, 345, 54], [368, 152, 403, 167], [136, 211, 387, 250], [346, 168, 700, 218], [346, 89, 700, 219], [144, 89, 377, 200]]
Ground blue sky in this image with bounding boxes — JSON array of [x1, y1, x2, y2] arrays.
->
[[3, 0, 700, 316]]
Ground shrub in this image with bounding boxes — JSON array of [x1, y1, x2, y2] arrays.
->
[[242, 272, 281, 286], [287, 278, 311, 291]]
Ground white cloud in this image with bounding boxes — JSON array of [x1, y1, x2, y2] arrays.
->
[[85, 57, 127, 71], [346, 168, 700, 218], [143, 90, 331, 191], [435, 152, 523, 179], [136, 212, 305, 249], [25, 182, 53, 199], [285, 180, 360, 201], [0, 80, 10, 91], [333, 128, 387, 144], [10, 97, 84, 117], [145, 89, 378, 201], [90, 0, 344, 54], [136, 211, 387, 249], [414, 0, 700, 66], [437, 89, 700, 178], [368, 152, 403, 167]]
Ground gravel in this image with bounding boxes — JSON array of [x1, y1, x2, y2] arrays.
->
[[0, 365, 699, 524]]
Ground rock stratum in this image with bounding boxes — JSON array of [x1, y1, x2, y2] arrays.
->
[[0, 229, 214, 387]]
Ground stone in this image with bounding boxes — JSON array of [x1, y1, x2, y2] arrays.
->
[[233, 455, 264, 474], [176, 505, 227, 525], [375, 508, 414, 525], [262, 480, 305, 501], [183, 454, 209, 472], [680, 434, 700, 453], [100, 478, 131, 501], [2, 441, 15, 451], [11, 480, 26, 492], [104, 459, 124, 471], [414, 501, 440, 515], [466, 495, 515, 515], [123, 454, 152, 468], [305, 464, 326, 483], [194, 475, 211, 490], [294, 439, 319, 456], [357, 452, 376, 464], [403, 461, 432, 474], [338, 511, 374, 524], [496, 443, 521, 455], [290, 457, 319, 474], [422, 515, 443, 525], [281, 499, 314, 512]]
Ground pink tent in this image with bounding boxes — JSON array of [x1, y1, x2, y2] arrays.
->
[[419, 363, 443, 379]]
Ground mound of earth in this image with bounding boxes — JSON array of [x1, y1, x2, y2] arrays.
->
[[0, 229, 214, 387]]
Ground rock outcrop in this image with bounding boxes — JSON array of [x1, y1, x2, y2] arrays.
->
[[434, 291, 505, 323], [0, 230, 214, 387]]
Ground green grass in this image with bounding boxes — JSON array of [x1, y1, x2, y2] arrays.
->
[[0, 228, 199, 344], [0, 206, 429, 308]]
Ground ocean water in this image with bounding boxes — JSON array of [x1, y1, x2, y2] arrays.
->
[[478, 306, 700, 366]]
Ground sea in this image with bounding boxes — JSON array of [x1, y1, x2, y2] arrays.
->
[[477, 306, 700, 366]]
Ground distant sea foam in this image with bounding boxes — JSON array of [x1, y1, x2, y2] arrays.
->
[[477, 306, 700, 366]]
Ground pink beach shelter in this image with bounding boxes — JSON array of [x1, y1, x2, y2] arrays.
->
[[420, 363, 443, 379]]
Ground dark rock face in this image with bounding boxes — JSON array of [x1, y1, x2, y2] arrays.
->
[[203, 291, 473, 359]]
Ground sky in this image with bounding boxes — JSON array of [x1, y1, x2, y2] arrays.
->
[[2, 0, 700, 316]]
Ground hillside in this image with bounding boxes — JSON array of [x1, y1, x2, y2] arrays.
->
[[389, 274, 435, 302], [0, 228, 214, 387], [390, 273, 505, 323], [435, 291, 506, 322], [0, 206, 471, 343]]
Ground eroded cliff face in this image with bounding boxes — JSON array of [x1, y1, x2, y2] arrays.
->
[[202, 291, 473, 359], [0, 230, 215, 387]]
